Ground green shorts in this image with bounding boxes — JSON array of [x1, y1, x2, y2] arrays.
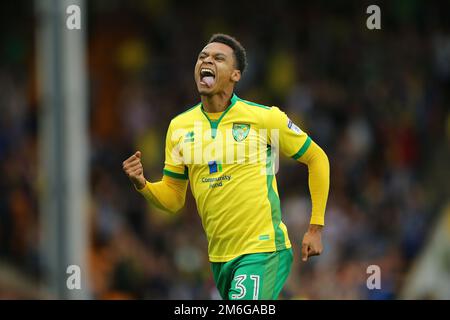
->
[[211, 248, 293, 300]]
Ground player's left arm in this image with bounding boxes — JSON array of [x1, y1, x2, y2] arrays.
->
[[295, 141, 329, 261], [267, 107, 330, 262]]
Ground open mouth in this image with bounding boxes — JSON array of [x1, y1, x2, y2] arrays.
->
[[200, 68, 216, 88]]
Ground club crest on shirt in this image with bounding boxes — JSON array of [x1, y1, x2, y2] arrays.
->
[[287, 119, 302, 134], [232, 123, 250, 142]]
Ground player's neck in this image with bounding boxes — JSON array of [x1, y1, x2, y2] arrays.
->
[[201, 91, 233, 113]]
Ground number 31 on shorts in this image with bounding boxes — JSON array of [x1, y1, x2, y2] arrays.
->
[[231, 274, 260, 300]]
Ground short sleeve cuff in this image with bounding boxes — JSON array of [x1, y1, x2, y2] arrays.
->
[[163, 167, 188, 180], [292, 136, 312, 160]]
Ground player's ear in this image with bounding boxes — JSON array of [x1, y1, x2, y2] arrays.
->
[[231, 69, 241, 83]]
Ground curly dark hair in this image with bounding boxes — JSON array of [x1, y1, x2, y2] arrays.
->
[[208, 33, 248, 74]]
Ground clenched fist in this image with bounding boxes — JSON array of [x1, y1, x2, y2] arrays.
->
[[122, 151, 146, 190], [301, 224, 323, 262]]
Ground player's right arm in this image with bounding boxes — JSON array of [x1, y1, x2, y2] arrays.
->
[[124, 120, 190, 213], [122, 151, 188, 214]]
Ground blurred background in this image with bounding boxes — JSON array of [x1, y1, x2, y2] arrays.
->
[[0, 0, 449, 299]]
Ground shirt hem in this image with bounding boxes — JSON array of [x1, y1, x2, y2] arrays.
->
[[208, 242, 292, 263]]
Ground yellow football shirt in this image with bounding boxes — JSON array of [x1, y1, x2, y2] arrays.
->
[[163, 94, 311, 262]]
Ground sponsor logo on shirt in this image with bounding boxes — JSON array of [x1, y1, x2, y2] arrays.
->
[[208, 160, 222, 174], [201, 174, 232, 189], [184, 131, 194, 143]]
